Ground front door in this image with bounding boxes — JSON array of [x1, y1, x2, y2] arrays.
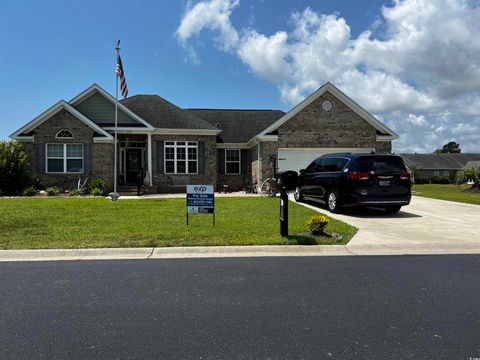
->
[[126, 149, 142, 184]]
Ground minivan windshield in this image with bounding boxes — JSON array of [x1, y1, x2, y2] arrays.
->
[[352, 156, 406, 174]]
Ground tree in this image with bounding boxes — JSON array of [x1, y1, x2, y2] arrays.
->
[[434, 141, 461, 153], [457, 167, 480, 189], [0, 141, 40, 195]]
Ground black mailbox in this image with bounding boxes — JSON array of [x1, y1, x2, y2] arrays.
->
[[275, 170, 298, 191]]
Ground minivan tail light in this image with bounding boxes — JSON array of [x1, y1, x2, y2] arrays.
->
[[348, 171, 370, 180], [400, 172, 411, 180]]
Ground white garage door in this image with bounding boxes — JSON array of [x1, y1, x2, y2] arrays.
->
[[277, 148, 374, 173]]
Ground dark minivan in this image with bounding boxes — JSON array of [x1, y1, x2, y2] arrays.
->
[[294, 153, 411, 213]]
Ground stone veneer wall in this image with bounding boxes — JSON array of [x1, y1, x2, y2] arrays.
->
[[258, 142, 279, 183], [21, 109, 114, 191], [151, 135, 217, 193]]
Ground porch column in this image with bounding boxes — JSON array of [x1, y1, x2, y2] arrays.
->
[[147, 133, 153, 186]]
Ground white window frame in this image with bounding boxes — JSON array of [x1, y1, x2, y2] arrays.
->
[[164, 141, 198, 175], [434, 171, 440, 177], [225, 149, 241, 175], [443, 171, 449, 176], [46, 143, 84, 174], [55, 129, 74, 139]]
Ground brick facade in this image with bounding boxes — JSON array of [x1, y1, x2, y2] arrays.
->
[[21, 109, 114, 191], [16, 88, 395, 194], [151, 135, 217, 193], [277, 92, 381, 149], [253, 91, 393, 185]]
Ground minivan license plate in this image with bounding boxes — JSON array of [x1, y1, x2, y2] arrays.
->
[[379, 180, 390, 186]]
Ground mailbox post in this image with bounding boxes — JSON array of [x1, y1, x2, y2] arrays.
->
[[279, 183, 289, 237], [276, 170, 298, 237]]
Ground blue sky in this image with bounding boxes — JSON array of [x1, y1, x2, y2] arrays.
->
[[1, 0, 480, 153]]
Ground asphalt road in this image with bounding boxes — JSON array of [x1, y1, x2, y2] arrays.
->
[[0, 256, 479, 360]]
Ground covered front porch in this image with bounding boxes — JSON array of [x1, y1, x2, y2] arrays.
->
[[116, 134, 153, 187]]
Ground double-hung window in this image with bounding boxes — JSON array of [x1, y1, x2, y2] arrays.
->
[[165, 141, 198, 174], [46, 144, 84, 173], [225, 149, 241, 174]]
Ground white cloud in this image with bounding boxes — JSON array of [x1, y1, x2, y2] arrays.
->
[[176, 0, 240, 62], [406, 114, 427, 126], [237, 30, 290, 83], [176, 0, 480, 153]]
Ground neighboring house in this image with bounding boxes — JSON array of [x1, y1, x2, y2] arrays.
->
[[401, 153, 480, 180], [465, 161, 480, 169], [10, 82, 398, 193]]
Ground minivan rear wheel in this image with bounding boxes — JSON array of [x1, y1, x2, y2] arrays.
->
[[326, 190, 339, 213], [384, 205, 401, 214]]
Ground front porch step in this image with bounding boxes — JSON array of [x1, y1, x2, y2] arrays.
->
[[117, 186, 144, 196]]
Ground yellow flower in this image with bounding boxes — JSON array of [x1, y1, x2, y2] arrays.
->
[[306, 215, 330, 234]]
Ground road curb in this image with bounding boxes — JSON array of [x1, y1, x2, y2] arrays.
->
[[0, 248, 154, 262], [346, 244, 480, 255], [0, 243, 479, 262], [0, 245, 351, 262]]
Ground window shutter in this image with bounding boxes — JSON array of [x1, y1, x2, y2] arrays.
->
[[218, 149, 225, 174], [198, 141, 205, 174], [157, 141, 164, 174], [36, 144, 46, 173], [241, 149, 248, 175], [84, 143, 92, 172]]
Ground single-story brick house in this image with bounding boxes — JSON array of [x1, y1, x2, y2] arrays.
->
[[401, 153, 480, 180], [10, 82, 398, 193]]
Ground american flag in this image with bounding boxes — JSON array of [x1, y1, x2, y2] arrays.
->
[[116, 55, 128, 98]]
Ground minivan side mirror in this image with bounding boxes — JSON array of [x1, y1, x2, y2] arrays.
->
[[299, 169, 305, 174]]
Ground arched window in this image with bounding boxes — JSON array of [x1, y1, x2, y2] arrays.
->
[[56, 129, 74, 139]]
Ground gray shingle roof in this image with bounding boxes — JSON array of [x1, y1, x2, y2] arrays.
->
[[186, 109, 285, 143], [401, 153, 480, 170], [465, 161, 480, 169], [121, 95, 218, 130]]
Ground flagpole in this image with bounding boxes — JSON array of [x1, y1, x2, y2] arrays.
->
[[114, 40, 120, 196]]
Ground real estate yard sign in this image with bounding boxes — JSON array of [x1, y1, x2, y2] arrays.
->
[[186, 185, 215, 225]]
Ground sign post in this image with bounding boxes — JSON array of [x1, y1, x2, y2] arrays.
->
[[186, 185, 215, 226]]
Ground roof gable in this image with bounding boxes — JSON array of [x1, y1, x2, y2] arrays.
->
[[69, 84, 153, 129], [258, 82, 399, 139], [10, 101, 113, 140]]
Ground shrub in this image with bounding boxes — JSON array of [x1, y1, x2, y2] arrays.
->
[[415, 176, 451, 184], [69, 189, 84, 196], [87, 178, 106, 194], [306, 215, 330, 235], [90, 187, 104, 196], [46, 186, 60, 196], [0, 141, 41, 195], [22, 186, 38, 196], [457, 167, 480, 188]]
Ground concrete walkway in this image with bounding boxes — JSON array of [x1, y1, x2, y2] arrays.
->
[[295, 195, 480, 251], [117, 191, 257, 199]]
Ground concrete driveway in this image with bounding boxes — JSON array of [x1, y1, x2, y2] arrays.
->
[[296, 196, 480, 249]]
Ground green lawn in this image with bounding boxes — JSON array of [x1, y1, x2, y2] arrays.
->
[[413, 184, 480, 205], [0, 197, 357, 249]]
